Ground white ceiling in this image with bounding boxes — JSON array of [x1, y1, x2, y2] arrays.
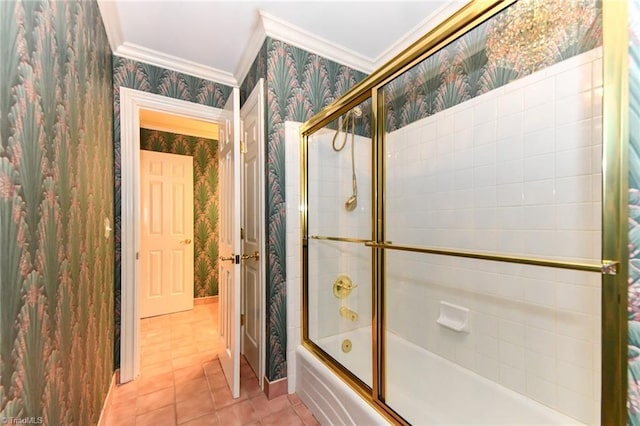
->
[[100, 1, 466, 86]]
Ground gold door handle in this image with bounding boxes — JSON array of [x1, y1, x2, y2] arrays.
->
[[219, 255, 235, 262], [181, 238, 192, 244], [241, 251, 260, 261]]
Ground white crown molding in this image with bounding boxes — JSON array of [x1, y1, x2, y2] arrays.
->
[[373, 0, 470, 66], [235, 14, 268, 86], [259, 10, 375, 75], [115, 42, 238, 87], [97, 0, 123, 52], [101, 1, 469, 90]]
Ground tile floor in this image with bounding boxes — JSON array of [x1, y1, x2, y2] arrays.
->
[[102, 303, 318, 426]]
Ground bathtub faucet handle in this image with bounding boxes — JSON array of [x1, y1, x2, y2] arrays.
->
[[333, 275, 356, 298]]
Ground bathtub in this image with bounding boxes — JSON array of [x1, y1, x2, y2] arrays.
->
[[297, 327, 584, 425]]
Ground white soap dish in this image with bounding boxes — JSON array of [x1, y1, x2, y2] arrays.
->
[[436, 301, 470, 333]]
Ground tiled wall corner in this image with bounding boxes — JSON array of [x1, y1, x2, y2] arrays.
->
[[285, 121, 302, 394]]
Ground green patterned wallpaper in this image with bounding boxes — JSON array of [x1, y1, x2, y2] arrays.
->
[[140, 129, 219, 297], [240, 37, 369, 381], [1, 0, 114, 423]]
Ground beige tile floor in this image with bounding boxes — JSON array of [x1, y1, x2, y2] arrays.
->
[[103, 303, 318, 426]]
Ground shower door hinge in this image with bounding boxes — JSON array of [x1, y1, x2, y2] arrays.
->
[[240, 313, 245, 326]]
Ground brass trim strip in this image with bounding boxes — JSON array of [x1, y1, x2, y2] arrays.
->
[[601, 0, 629, 424], [307, 235, 372, 244], [300, 130, 310, 346], [373, 87, 385, 403], [364, 242, 613, 274]]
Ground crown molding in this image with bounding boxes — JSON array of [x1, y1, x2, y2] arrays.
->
[[259, 10, 375, 74], [101, 1, 470, 90], [97, 0, 123, 52], [373, 0, 470, 66], [114, 42, 238, 87], [235, 14, 268, 86]]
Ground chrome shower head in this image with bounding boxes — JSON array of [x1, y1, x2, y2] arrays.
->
[[345, 195, 357, 211]]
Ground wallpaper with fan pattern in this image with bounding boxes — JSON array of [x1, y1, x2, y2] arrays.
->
[[1, 1, 114, 424], [628, 0, 640, 423], [112, 57, 232, 368], [384, 0, 602, 132], [140, 129, 220, 298], [241, 37, 368, 381]]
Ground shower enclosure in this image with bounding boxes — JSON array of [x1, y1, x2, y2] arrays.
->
[[299, 1, 627, 425]]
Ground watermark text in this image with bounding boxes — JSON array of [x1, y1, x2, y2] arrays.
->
[[0, 417, 44, 425]]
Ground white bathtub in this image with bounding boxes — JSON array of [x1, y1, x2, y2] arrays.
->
[[297, 328, 584, 425]]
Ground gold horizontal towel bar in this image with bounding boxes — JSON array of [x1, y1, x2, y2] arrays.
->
[[363, 241, 618, 275], [307, 235, 373, 244]]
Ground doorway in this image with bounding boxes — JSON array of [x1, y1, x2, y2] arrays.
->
[[120, 87, 267, 397], [119, 88, 227, 383], [138, 112, 221, 317]]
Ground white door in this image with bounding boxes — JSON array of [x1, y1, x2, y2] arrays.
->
[[218, 88, 242, 398], [240, 79, 264, 383], [140, 150, 194, 318]]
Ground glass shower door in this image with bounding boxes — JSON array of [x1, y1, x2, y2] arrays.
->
[[378, 1, 603, 424], [305, 102, 373, 388]]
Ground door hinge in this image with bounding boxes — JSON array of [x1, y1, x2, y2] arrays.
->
[[240, 140, 247, 154], [240, 227, 245, 240], [241, 313, 245, 327], [136, 252, 139, 260]]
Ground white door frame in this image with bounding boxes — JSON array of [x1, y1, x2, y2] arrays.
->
[[119, 87, 227, 383], [239, 79, 266, 388]]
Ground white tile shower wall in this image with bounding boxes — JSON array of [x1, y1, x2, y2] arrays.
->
[[309, 241, 372, 340], [285, 121, 302, 394], [308, 130, 372, 240], [308, 129, 371, 339], [286, 121, 373, 394], [307, 130, 373, 341], [385, 48, 602, 425]]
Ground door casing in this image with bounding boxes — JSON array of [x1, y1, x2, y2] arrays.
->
[[119, 87, 226, 383]]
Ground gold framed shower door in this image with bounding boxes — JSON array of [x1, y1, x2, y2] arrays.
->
[[300, 0, 628, 424]]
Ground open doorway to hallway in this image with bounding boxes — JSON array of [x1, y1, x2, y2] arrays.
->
[[119, 85, 266, 402]]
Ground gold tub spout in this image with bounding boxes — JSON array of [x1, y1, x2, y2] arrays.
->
[[339, 306, 358, 322]]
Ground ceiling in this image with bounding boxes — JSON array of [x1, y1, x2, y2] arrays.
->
[[99, 1, 466, 86]]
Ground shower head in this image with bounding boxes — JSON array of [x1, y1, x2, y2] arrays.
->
[[345, 195, 357, 211]]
